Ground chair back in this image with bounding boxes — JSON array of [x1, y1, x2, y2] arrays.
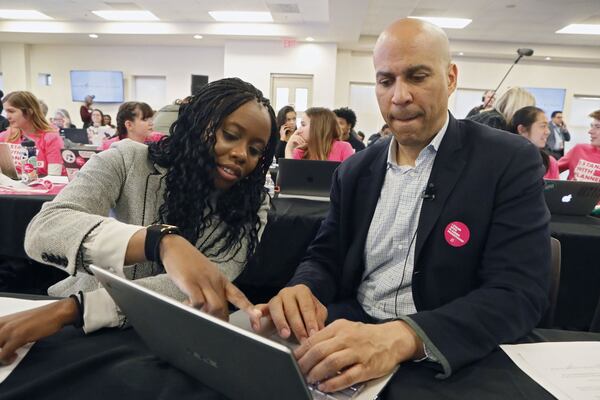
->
[[538, 237, 561, 328]]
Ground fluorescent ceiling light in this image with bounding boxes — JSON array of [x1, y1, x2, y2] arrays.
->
[[92, 10, 159, 21], [193, 34, 203, 39], [556, 24, 600, 35], [305, 36, 314, 42], [408, 16, 471, 29], [208, 11, 273, 22], [0, 9, 52, 20], [545, 56, 551, 60], [89, 34, 99, 39]]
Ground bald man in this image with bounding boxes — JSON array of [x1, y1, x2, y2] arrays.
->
[[256, 19, 550, 391]]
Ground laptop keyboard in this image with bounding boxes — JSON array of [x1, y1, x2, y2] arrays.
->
[[308, 382, 365, 399], [263, 325, 366, 399]]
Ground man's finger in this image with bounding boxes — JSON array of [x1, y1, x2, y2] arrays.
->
[[297, 293, 320, 337], [268, 296, 291, 338], [298, 338, 347, 376], [294, 323, 337, 360], [317, 363, 365, 394], [283, 296, 309, 342]]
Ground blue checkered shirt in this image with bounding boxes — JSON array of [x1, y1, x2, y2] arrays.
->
[[358, 115, 449, 320]]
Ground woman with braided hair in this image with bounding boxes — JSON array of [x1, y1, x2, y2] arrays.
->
[[0, 78, 278, 364]]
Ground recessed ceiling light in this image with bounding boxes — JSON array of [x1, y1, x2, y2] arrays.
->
[[193, 34, 203, 39], [408, 16, 472, 29], [0, 9, 53, 20], [545, 57, 551, 60], [89, 34, 99, 39], [556, 24, 600, 35], [305, 37, 315, 42], [459, 52, 464, 56], [208, 11, 273, 22], [92, 10, 159, 21]]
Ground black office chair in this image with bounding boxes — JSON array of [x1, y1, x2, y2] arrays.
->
[[538, 237, 561, 328], [590, 294, 600, 333]]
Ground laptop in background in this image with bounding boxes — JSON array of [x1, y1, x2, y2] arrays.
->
[[0, 143, 23, 180], [544, 179, 600, 216], [61, 148, 102, 181], [276, 159, 340, 201], [91, 266, 395, 400], [59, 128, 89, 146]]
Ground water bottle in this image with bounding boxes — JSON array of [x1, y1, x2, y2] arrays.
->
[[21, 139, 38, 182], [264, 173, 275, 196]]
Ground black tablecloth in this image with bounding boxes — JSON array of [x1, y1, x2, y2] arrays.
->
[[0, 296, 598, 400], [0, 194, 53, 259], [2, 194, 600, 329], [550, 215, 600, 330]]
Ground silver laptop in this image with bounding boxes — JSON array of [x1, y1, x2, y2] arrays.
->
[[544, 179, 600, 216], [276, 159, 340, 201], [91, 266, 394, 400], [0, 143, 21, 180]]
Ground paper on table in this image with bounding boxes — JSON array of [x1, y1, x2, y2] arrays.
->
[[501, 342, 600, 400], [0, 298, 57, 384]]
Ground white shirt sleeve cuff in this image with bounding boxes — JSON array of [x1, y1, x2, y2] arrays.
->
[[82, 219, 144, 276], [82, 288, 123, 333]]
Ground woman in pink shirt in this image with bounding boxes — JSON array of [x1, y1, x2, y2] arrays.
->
[[285, 107, 354, 162], [0, 91, 64, 176], [510, 106, 559, 179], [558, 110, 600, 182], [101, 102, 163, 151]]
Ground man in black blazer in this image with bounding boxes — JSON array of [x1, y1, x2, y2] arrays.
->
[[255, 19, 550, 392]]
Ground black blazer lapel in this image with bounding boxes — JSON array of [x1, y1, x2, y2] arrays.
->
[[415, 116, 467, 261]]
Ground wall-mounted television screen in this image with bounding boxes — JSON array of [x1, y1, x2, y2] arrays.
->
[[70, 70, 124, 103]]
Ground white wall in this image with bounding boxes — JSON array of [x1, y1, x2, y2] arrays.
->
[[12, 44, 224, 126], [224, 40, 337, 110], [334, 50, 600, 151]]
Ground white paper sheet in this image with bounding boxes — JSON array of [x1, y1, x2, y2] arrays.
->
[[0, 298, 57, 384], [501, 342, 600, 400]]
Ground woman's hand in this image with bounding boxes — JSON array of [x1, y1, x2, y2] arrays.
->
[[159, 235, 261, 326], [279, 125, 291, 141], [0, 298, 78, 364], [284, 131, 307, 158]]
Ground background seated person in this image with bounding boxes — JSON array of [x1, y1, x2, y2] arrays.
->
[[467, 87, 535, 132], [87, 109, 115, 146], [256, 18, 550, 393], [510, 106, 559, 179], [101, 102, 162, 150], [274, 105, 296, 162], [52, 108, 77, 129], [0, 91, 64, 176], [102, 114, 115, 129], [558, 110, 600, 182], [284, 107, 354, 162], [0, 78, 278, 364]]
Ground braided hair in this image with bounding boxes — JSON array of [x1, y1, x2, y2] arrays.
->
[[148, 78, 278, 262]]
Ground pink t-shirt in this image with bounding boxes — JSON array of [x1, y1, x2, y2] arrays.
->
[[558, 144, 600, 182], [100, 132, 164, 151], [0, 129, 64, 176], [293, 140, 354, 162], [544, 155, 560, 180]]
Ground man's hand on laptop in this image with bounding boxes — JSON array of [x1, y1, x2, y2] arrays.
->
[[159, 235, 261, 325], [294, 319, 423, 392], [255, 284, 327, 343]]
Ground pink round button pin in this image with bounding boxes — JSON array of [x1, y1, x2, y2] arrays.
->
[[444, 221, 470, 248]]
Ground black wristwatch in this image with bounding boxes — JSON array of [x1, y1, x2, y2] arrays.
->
[[144, 224, 181, 265]]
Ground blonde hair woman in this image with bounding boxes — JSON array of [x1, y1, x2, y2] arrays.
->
[[285, 107, 354, 162], [0, 91, 64, 176], [468, 87, 535, 132]]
